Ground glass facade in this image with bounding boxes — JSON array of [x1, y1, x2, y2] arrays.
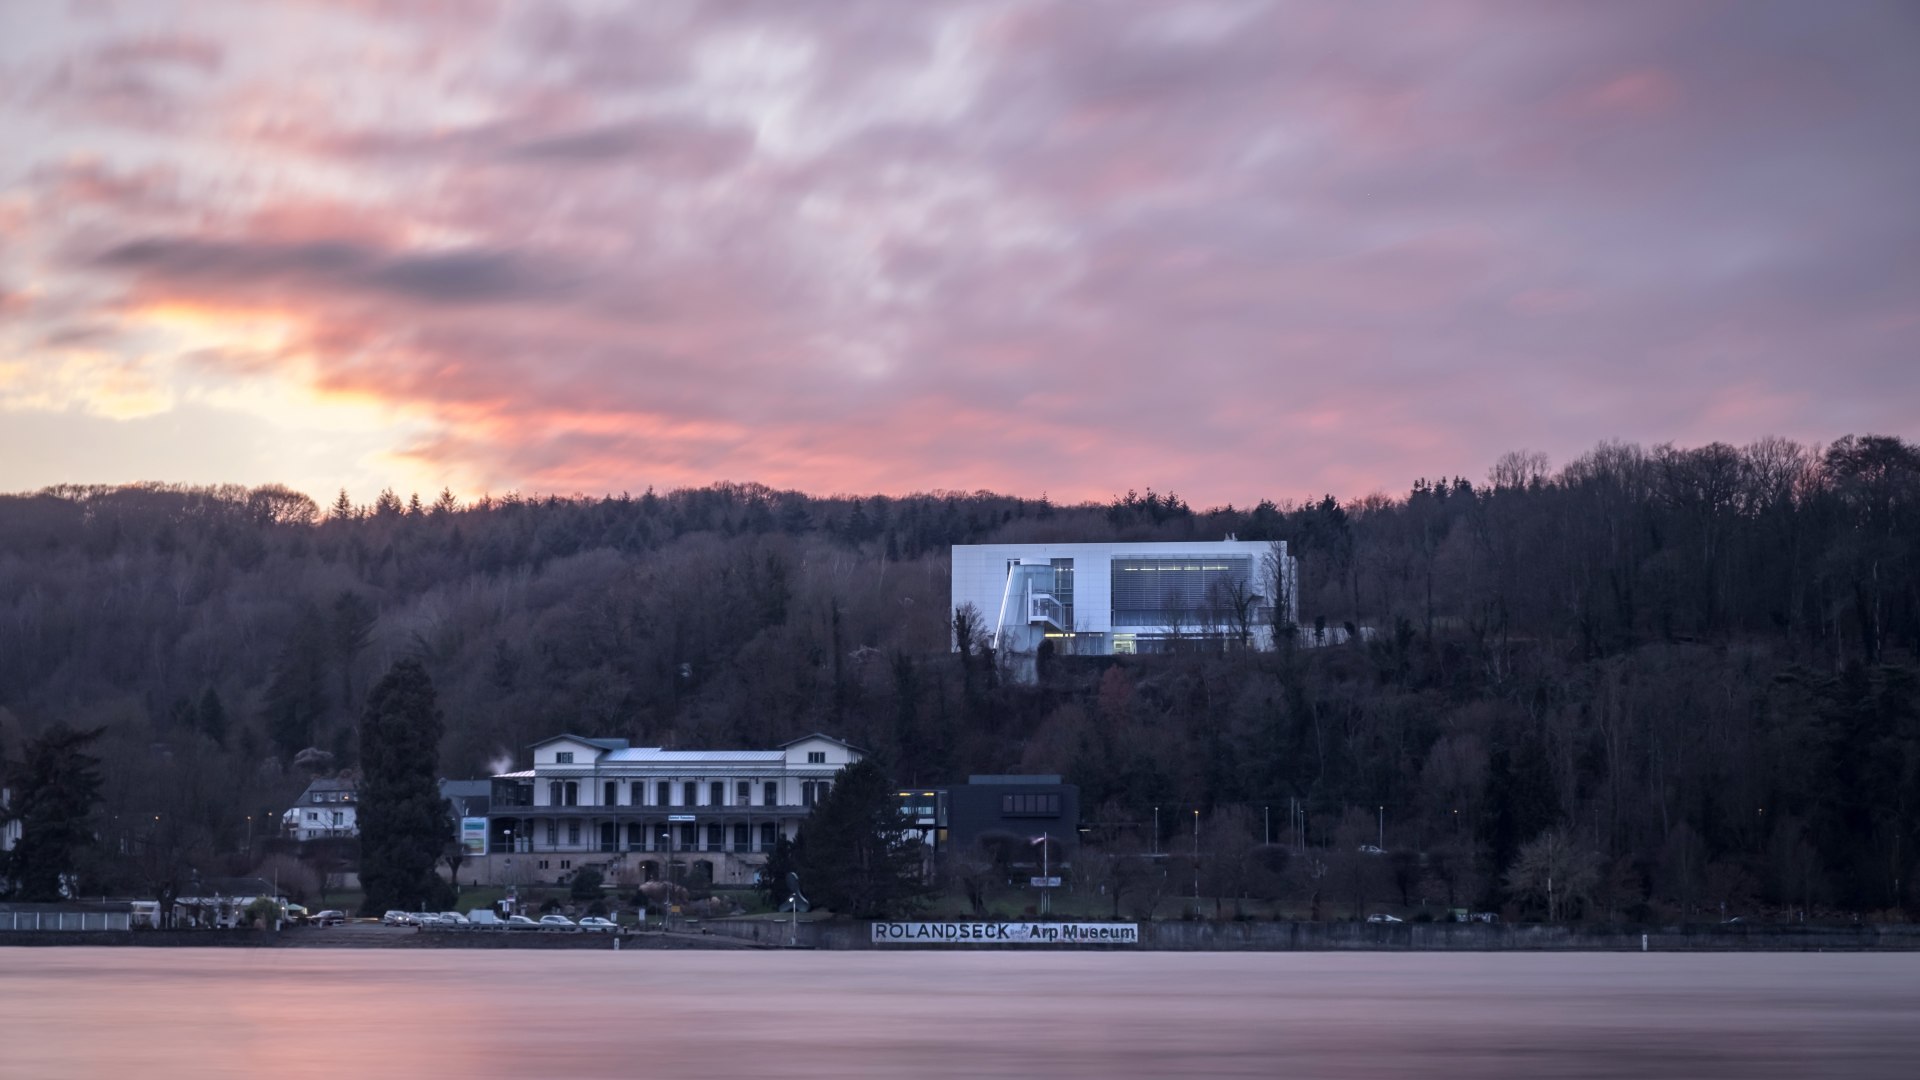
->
[[1109, 555, 1254, 628]]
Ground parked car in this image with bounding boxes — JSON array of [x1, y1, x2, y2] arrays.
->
[[538, 914, 579, 932], [311, 910, 346, 926], [381, 911, 418, 927], [505, 915, 540, 931], [1366, 913, 1403, 924], [438, 911, 471, 928], [576, 917, 619, 934]]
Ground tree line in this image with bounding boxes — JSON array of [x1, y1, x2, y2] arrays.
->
[[2, 434, 1916, 920]]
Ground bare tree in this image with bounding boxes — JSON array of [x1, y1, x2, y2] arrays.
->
[[1504, 830, 1602, 921]]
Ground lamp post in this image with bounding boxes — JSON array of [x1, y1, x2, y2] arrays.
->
[[1264, 806, 1271, 846], [1192, 809, 1201, 908], [1377, 805, 1384, 851], [1152, 806, 1159, 856]]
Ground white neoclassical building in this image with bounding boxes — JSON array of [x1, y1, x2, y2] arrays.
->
[[476, 733, 861, 887], [952, 539, 1298, 658]]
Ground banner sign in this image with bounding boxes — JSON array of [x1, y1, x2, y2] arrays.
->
[[871, 922, 1138, 945], [460, 817, 488, 857]]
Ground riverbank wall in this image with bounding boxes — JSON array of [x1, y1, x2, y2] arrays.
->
[[7, 921, 1917, 951], [702, 918, 1920, 951]]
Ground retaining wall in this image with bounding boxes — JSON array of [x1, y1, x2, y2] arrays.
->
[[701, 918, 1920, 951]]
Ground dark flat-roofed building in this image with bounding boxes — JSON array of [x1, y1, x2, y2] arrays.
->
[[899, 774, 1080, 865]]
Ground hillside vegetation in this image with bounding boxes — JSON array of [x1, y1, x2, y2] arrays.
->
[[1, 434, 1915, 918]]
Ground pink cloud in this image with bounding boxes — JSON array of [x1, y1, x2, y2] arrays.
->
[[3, 0, 1915, 506]]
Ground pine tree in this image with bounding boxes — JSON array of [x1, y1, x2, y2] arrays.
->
[[793, 758, 928, 918], [3, 725, 105, 900], [265, 606, 331, 761], [357, 659, 452, 914], [329, 488, 356, 521], [197, 686, 228, 748]]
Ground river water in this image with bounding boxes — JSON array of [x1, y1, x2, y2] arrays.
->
[[2, 949, 1915, 1078]]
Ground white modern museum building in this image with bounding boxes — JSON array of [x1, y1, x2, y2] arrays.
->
[[951, 539, 1298, 657], [474, 733, 862, 887]]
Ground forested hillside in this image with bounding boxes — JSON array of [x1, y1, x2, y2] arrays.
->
[[2, 434, 1916, 917]]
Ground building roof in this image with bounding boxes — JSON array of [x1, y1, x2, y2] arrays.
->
[[528, 734, 631, 752], [780, 732, 867, 754], [304, 776, 355, 792], [439, 779, 492, 816], [602, 748, 785, 763]]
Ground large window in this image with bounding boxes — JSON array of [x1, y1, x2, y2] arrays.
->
[[733, 823, 750, 851], [764, 781, 779, 806], [710, 781, 725, 806], [1109, 556, 1254, 628], [682, 781, 698, 807], [1001, 793, 1062, 817], [566, 820, 581, 846], [555, 752, 573, 764], [759, 822, 777, 850], [706, 823, 724, 851], [737, 781, 751, 806], [657, 781, 671, 806], [604, 781, 618, 806]]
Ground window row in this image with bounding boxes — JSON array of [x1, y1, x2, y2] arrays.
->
[[544, 779, 829, 808], [1002, 793, 1062, 816]]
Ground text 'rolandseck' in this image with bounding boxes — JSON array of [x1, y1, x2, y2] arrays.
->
[[870, 922, 1140, 944]]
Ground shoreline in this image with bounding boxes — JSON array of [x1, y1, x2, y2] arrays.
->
[[7, 920, 1918, 952]]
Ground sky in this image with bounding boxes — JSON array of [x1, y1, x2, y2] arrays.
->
[[1, 1, 1915, 508]]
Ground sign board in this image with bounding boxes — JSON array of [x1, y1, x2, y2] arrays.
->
[[668, 814, 696, 822], [459, 817, 488, 857], [1030, 876, 1062, 888], [871, 922, 1138, 945]]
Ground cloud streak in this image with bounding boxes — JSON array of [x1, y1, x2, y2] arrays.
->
[[2, 0, 1915, 505]]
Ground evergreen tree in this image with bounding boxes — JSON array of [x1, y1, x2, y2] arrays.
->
[[265, 606, 331, 761], [196, 686, 228, 748], [760, 832, 800, 908], [793, 758, 928, 918], [330, 591, 377, 707], [2, 725, 105, 900], [358, 659, 452, 914]]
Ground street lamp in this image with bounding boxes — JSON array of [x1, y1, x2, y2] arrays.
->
[[1192, 809, 1201, 907], [1377, 805, 1384, 851]]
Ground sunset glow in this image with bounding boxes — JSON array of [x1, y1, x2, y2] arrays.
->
[[2, 1, 1914, 505]]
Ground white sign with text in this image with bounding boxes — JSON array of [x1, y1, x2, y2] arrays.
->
[[871, 922, 1139, 944]]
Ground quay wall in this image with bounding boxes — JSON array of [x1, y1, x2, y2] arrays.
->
[[701, 918, 1920, 952]]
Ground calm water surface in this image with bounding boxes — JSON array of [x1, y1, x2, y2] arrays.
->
[[2, 949, 1915, 1078]]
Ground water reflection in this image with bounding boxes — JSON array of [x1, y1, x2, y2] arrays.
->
[[1, 949, 1915, 1078]]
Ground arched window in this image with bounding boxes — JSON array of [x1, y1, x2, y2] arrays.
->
[[564, 781, 579, 807]]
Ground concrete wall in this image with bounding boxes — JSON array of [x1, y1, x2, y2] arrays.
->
[[702, 918, 1920, 951]]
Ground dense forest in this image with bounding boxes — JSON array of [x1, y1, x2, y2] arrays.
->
[[1, 434, 1916, 920]]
